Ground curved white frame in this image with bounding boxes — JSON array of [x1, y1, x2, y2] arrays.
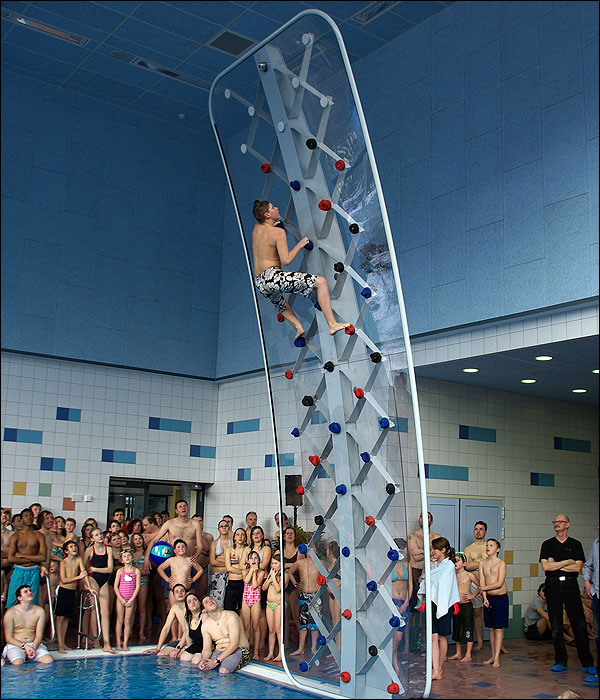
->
[[209, 10, 432, 698]]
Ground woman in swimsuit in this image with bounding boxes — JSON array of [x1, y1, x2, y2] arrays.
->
[[241, 551, 265, 659], [209, 520, 232, 608], [224, 528, 247, 612], [282, 526, 300, 645], [248, 526, 271, 657], [391, 537, 412, 675], [131, 532, 149, 643], [83, 527, 114, 653], [326, 540, 342, 649], [178, 592, 204, 664], [78, 523, 94, 559], [263, 554, 286, 661]]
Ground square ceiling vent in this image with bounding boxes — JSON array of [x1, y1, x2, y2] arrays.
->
[[208, 29, 254, 56]]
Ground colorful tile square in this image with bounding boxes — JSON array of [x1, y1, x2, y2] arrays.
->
[[425, 464, 469, 481], [40, 457, 66, 472], [227, 419, 260, 434], [190, 445, 216, 458], [459, 425, 496, 442], [554, 437, 591, 453], [4, 428, 43, 444], [530, 472, 555, 487], [38, 483, 52, 497], [102, 449, 136, 464], [148, 417, 191, 433], [237, 468, 251, 481], [56, 407, 81, 421], [62, 497, 76, 512], [13, 481, 27, 496]]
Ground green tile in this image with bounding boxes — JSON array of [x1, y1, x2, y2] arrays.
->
[[38, 483, 52, 497]]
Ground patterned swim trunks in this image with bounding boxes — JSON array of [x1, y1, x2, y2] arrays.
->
[[255, 267, 317, 312], [298, 591, 322, 630]]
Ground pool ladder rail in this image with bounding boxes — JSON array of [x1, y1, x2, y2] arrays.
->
[[77, 589, 102, 650], [41, 575, 56, 644]]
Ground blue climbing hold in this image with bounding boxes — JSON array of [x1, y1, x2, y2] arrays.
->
[[299, 661, 309, 672], [305, 239, 314, 250], [317, 636, 327, 646], [342, 546, 350, 557], [366, 580, 377, 591], [290, 180, 301, 191], [314, 301, 322, 311], [294, 336, 306, 347], [360, 452, 371, 463], [379, 417, 390, 429], [361, 287, 372, 298], [329, 422, 341, 434], [389, 616, 401, 628], [335, 484, 347, 495], [298, 543, 308, 554], [291, 428, 300, 437], [387, 549, 399, 561]]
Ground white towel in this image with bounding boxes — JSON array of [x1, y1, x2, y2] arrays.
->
[[417, 557, 460, 618]]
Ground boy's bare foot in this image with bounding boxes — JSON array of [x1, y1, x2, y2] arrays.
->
[[264, 654, 273, 661], [474, 644, 483, 651], [328, 322, 350, 336], [57, 647, 67, 654], [122, 646, 129, 652], [431, 670, 443, 680], [492, 660, 500, 668], [294, 325, 305, 340], [289, 648, 303, 657], [103, 646, 115, 654], [139, 637, 146, 644], [500, 646, 509, 654], [116, 645, 122, 651], [460, 656, 472, 663], [273, 656, 281, 662], [483, 657, 495, 665], [252, 652, 260, 660], [447, 653, 460, 660]]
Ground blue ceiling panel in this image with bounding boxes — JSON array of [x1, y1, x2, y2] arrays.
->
[[393, 0, 447, 24], [20, 5, 110, 41], [250, 2, 313, 24], [351, 11, 415, 41], [303, 1, 369, 21], [164, 1, 247, 25], [131, 91, 207, 123], [91, 1, 140, 14], [3, 22, 95, 64], [82, 53, 161, 90], [97, 37, 182, 70], [150, 76, 208, 106], [64, 68, 146, 102], [227, 9, 286, 42], [129, 3, 221, 44], [183, 46, 241, 75], [112, 18, 199, 60], [2, 43, 79, 81], [30, 1, 125, 32]]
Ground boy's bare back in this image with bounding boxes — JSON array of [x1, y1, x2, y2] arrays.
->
[[252, 223, 284, 276]]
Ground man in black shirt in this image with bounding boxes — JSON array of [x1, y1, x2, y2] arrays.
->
[[539, 514, 595, 673]]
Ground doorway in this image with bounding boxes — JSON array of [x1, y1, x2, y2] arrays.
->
[[108, 478, 206, 524]]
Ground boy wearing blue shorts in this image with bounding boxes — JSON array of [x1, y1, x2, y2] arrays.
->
[[479, 538, 508, 668]]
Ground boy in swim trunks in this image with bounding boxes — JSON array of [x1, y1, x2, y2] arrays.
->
[[251, 200, 349, 340], [55, 540, 94, 653], [448, 553, 479, 663], [287, 549, 321, 657], [479, 538, 508, 668]]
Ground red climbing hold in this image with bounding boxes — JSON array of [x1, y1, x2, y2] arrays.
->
[[387, 683, 400, 695], [318, 199, 331, 211], [342, 609, 352, 619], [365, 516, 375, 527], [309, 455, 320, 466], [340, 672, 351, 683], [345, 325, 355, 335], [317, 575, 326, 586], [284, 370, 293, 380], [261, 163, 271, 173], [335, 159, 345, 170], [296, 485, 304, 495], [353, 387, 364, 399], [277, 313, 284, 322]]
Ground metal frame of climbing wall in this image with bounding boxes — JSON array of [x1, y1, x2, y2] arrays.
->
[[209, 10, 432, 699]]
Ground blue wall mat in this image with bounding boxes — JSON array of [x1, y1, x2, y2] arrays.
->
[[237, 468, 251, 482], [4, 428, 43, 444], [425, 464, 469, 481], [530, 472, 555, 487], [554, 437, 591, 453], [56, 407, 81, 422], [149, 417, 191, 433], [102, 449, 136, 463], [459, 425, 497, 443], [227, 419, 260, 435], [190, 445, 216, 458], [40, 457, 66, 472]]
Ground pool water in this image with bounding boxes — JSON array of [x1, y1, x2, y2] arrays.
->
[[0, 655, 326, 699]]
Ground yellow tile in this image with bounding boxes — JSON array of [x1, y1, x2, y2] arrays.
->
[[13, 481, 27, 496], [504, 550, 513, 565], [530, 563, 539, 578], [513, 577, 522, 591]]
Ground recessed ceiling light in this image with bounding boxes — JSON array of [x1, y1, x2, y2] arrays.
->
[[593, 369, 599, 374], [535, 355, 553, 361], [572, 388, 587, 393], [462, 368, 479, 373], [521, 379, 537, 384]]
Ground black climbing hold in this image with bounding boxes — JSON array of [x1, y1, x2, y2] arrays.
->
[[302, 395, 314, 407], [370, 352, 382, 363], [306, 138, 317, 150], [323, 361, 334, 372], [334, 262, 344, 273]]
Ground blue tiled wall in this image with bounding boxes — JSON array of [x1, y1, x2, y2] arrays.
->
[[1, 71, 224, 378]]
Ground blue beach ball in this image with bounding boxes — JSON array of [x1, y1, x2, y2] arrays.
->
[[149, 541, 174, 565]]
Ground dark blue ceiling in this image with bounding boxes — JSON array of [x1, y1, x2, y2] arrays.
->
[[1, 1, 453, 132]]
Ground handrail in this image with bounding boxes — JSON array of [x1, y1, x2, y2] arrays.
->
[[77, 589, 101, 650], [41, 575, 56, 643]]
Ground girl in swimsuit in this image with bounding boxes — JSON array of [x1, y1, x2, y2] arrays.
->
[[224, 528, 247, 612], [391, 537, 413, 675], [326, 541, 342, 650], [178, 593, 204, 664], [114, 549, 140, 651], [83, 528, 114, 653], [78, 523, 94, 559], [282, 526, 300, 645], [131, 533, 149, 643], [209, 520, 232, 608], [263, 554, 286, 661], [241, 551, 265, 659], [248, 526, 271, 657]]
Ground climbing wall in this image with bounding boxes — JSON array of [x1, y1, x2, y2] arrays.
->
[[210, 10, 429, 700]]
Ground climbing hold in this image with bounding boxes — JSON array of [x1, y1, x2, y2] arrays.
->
[[260, 163, 271, 173], [349, 223, 360, 234], [298, 544, 308, 555], [368, 646, 378, 656], [299, 661, 309, 672], [389, 616, 401, 628], [341, 546, 350, 557], [291, 428, 300, 437], [333, 262, 344, 273], [323, 361, 334, 372], [302, 395, 314, 407], [340, 672, 351, 683], [306, 138, 317, 150], [304, 239, 313, 250], [335, 484, 347, 495], [344, 325, 355, 335], [366, 580, 377, 591], [296, 485, 304, 495], [314, 301, 322, 311], [387, 683, 400, 695], [285, 370, 293, 380], [386, 483, 395, 494], [353, 387, 364, 399], [314, 515, 324, 526], [370, 351, 382, 363], [335, 159, 345, 170], [277, 313, 284, 322], [341, 609, 352, 619], [379, 417, 390, 429], [294, 336, 306, 347], [317, 635, 327, 646], [308, 455, 320, 466], [317, 575, 326, 586], [360, 452, 371, 463], [387, 549, 399, 561], [257, 62, 268, 72], [361, 287, 372, 299], [329, 422, 341, 434], [365, 516, 375, 527], [318, 199, 331, 211], [290, 180, 301, 191]]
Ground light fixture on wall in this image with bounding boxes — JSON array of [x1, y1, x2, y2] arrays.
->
[[572, 388, 587, 393], [593, 369, 599, 374], [462, 368, 479, 373], [535, 355, 553, 361], [521, 379, 536, 384]]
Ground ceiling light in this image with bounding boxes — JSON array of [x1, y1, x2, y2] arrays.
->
[[521, 379, 537, 384], [572, 388, 587, 393], [131, 58, 212, 91], [1, 8, 89, 46], [593, 369, 599, 374], [462, 368, 479, 373], [535, 355, 553, 361], [352, 1, 401, 25]]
